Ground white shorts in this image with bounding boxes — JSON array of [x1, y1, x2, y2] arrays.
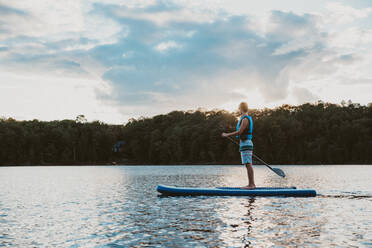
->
[[240, 150, 253, 165]]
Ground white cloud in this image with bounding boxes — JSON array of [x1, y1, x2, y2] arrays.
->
[[1, 0, 372, 122], [113, 3, 218, 26], [324, 2, 372, 24], [0, 71, 124, 123], [292, 87, 318, 104], [0, 0, 122, 48], [327, 27, 372, 52], [155, 40, 182, 51]]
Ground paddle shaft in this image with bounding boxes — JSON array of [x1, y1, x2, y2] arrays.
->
[[224, 136, 285, 177]]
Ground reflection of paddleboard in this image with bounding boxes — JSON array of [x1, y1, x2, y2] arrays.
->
[[157, 185, 316, 197]]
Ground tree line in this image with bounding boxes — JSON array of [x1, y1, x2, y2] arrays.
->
[[1, 101, 371, 165]]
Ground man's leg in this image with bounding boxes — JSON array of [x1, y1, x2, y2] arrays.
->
[[240, 149, 255, 189], [245, 163, 255, 189]]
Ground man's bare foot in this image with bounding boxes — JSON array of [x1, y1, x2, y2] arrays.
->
[[240, 185, 256, 189]]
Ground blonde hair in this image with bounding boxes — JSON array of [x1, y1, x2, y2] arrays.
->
[[239, 102, 248, 113]]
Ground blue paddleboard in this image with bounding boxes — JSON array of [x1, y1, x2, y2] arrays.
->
[[157, 184, 316, 197]]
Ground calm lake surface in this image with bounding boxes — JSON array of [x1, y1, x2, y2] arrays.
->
[[0, 165, 371, 247]]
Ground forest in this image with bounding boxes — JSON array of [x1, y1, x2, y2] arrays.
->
[[1, 101, 372, 166]]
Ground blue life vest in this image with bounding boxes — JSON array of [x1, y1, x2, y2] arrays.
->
[[236, 115, 253, 140]]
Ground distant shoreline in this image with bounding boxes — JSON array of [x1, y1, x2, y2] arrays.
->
[[2, 103, 372, 166]]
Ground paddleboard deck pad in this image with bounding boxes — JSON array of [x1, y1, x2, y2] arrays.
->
[[157, 185, 316, 197]]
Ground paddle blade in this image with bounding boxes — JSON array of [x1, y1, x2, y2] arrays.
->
[[272, 168, 286, 178]]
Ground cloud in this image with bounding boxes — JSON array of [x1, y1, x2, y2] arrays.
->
[[0, 0, 371, 121], [292, 87, 318, 104], [0, 3, 29, 40], [88, 4, 323, 113], [155, 40, 182, 51], [324, 2, 372, 24], [110, 0, 218, 26], [0, 0, 122, 48], [0, 4, 27, 16], [268, 11, 324, 55]]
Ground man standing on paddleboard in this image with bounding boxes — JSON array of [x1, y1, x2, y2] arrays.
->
[[222, 102, 255, 189]]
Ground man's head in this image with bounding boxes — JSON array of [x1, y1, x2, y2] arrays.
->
[[239, 102, 248, 114]]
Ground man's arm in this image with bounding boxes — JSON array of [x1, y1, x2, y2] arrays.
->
[[222, 118, 248, 137]]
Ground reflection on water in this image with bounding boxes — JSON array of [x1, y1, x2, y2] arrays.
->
[[0, 165, 371, 247]]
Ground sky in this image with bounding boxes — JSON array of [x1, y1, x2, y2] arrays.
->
[[0, 0, 371, 123]]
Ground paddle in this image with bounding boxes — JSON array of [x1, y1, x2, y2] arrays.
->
[[224, 136, 286, 178]]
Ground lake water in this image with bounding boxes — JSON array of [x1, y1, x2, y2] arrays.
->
[[0, 165, 371, 247]]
